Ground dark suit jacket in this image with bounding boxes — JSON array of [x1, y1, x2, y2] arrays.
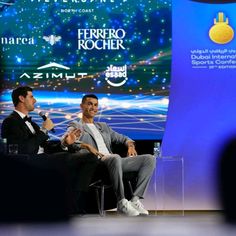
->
[[1, 111, 62, 155]]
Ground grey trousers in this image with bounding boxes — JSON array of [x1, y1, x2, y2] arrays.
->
[[102, 154, 156, 201]]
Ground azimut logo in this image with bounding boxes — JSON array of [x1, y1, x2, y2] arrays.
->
[[19, 62, 87, 80], [78, 28, 126, 50], [0, 37, 35, 45], [105, 65, 128, 87]]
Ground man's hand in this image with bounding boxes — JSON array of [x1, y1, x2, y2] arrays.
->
[[42, 118, 54, 131], [63, 128, 81, 146], [81, 143, 104, 159], [127, 146, 137, 157], [127, 141, 137, 157]]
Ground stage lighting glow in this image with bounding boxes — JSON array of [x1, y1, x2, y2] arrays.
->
[[77, 113, 83, 119], [65, 114, 72, 119]]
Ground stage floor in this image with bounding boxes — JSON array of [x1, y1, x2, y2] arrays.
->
[[1, 211, 236, 236]]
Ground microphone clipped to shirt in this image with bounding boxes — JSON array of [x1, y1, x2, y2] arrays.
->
[[38, 111, 55, 133]]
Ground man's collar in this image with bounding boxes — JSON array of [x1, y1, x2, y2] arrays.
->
[[14, 109, 28, 119]]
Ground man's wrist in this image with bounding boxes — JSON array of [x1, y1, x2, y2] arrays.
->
[[127, 142, 135, 148], [80, 143, 86, 149], [61, 139, 68, 148]]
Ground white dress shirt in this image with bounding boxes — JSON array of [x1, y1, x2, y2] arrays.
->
[[86, 123, 110, 155]]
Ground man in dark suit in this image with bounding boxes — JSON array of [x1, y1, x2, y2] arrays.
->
[[2, 86, 59, 154], [0, 86, 100, 219]]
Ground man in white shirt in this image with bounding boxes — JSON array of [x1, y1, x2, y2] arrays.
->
[[62, 94, 156, 216]]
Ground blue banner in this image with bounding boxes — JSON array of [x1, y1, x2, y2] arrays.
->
[[162, 0, 236, 209]]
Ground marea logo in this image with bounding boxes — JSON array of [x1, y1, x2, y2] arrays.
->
[[0, 0, 15, 11], [19, 62, 87, 80], [105, 65, 128, 87], [43, 35, 61, 46], [0, 36, 35, 45]]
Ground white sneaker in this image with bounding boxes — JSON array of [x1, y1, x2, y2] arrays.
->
[[117, 199, 139, 216], [130, 200, 149, 215]]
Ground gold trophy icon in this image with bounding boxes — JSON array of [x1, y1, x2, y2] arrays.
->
[[209, 12, 234, 44]]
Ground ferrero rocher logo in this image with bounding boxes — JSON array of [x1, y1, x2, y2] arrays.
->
[[209, 12, 234, 44]]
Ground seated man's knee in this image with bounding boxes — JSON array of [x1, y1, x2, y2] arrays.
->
[[105, 154, 122, 165], [144, 154, 156, 169], [113, 154, 121, 159]]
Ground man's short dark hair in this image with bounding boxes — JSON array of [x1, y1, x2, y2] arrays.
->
[[12, 86, 33, 107], [81, 94, 98, 103]]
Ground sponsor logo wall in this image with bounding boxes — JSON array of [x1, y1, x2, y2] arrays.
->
[[0, 0, 171, 140]]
